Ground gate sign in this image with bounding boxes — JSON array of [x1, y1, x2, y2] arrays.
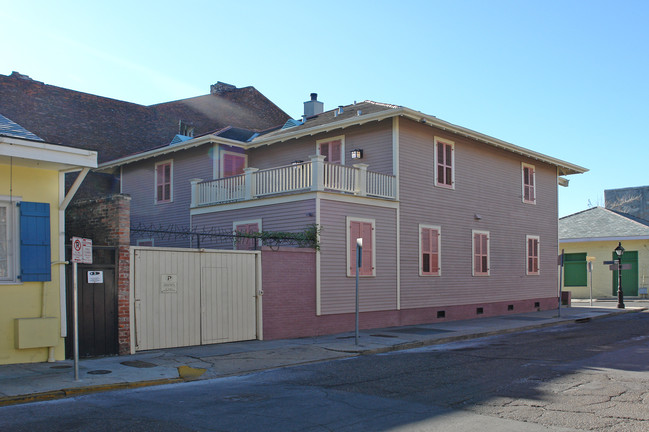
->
[[71, 237, 93, 264], [87, 271, 103, 284]]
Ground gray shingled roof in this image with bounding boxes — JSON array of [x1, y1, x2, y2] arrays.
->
[[0, 114, 43, 141], [257, 101, 396, 140], [559, 206, 649, 239]]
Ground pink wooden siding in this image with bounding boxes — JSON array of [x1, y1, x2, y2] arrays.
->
[[398, 118, 559, 309], [262, 247, 557, 338], [122, 146, 215, 248], [192, 200, 316, 244], [319, 199, 397, 314]]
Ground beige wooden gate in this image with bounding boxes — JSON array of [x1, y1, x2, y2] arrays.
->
[[131, 247, 261, 351]]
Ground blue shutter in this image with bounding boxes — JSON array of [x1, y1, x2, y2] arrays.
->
[[19, 202, 51, 282]]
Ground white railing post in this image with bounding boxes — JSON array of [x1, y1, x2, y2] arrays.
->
[[353, 163, 368, 196], [310, 155, 326, 192], [244, 167, 259, 200], [190, 178, 203, 207]]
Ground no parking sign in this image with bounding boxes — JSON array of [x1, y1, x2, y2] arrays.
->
[[71, 237, 92, 264]]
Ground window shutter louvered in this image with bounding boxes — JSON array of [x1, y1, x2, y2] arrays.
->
[[19, 202, 51, 282]]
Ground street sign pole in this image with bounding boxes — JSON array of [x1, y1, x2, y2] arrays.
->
[[355, 238, 362, 346], [558, 250, 564, 318], [71, 236, 92, 381], [72, 260, 79, 381]]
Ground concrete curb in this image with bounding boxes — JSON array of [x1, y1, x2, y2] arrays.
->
[[0, 378, 185, 407], [1, 307, 644, 407]]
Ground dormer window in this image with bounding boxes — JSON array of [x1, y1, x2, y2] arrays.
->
[[179, 120, 194, 137]]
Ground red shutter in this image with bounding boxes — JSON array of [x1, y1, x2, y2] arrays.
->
[[349, 221, 361, 273], [437, 142, 452, 187], [330, 141, 342, 164], [524, 166, 535, 202], [349, 220, 373, 276], [156, 163, 171, 202], [474, 233, 488, 275], [421, 228, 439, 275], [319, 143, 330, 162], [235, 222, 259, 250], [223, 154, 246, 178], [528, 237, 539, 274], [320, 140, 342, 164]]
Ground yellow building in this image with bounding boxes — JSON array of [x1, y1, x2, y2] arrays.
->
[[559, 207, 649, 299], [0, 116, 96, 365]]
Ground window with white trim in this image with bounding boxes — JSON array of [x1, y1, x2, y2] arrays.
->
[[434, 137, 454, 189], [346, 217, 375, 277], [526, 235, 540, 275], [419, 224, 441, 276], [317, 136, 344, 164], [472, 230, 490, 276], [522, 163, 536, 204], [1, 199, 51, 283], [233, 219, 261, 251], [155, 160, 173, 203]]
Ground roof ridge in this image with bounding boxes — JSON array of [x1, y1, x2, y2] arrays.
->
[[605, 207, 649, 228], [559, 206, 600, 220], [362, 100, 401, 109]]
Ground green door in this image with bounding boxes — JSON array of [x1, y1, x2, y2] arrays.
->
[[612, 251, 638, 296]]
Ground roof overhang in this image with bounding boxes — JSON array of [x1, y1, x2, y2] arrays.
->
[[97, 103, 587, 176], [0, 135, 97, 171], [97, 134, 247, 171], [560, 236, 649, 243], [248, 106, 588, 176]]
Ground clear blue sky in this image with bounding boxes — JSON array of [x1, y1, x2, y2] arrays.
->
[[2, 0, 648, 217]]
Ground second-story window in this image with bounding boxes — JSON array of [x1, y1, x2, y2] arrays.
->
[[522, 163, 536, 204], [155, 160, 173, 203], [434, 137, 454, 189], [317, 136, 344, 164], [222, 152, 246, 178]]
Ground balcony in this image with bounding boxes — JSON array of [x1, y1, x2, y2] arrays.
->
[[191, 155, 396, 207]]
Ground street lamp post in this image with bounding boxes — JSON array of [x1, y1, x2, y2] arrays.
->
[[615, 242, 625, 309]]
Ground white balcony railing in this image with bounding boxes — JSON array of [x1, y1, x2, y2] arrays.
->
[[191, 155, 396, 207]]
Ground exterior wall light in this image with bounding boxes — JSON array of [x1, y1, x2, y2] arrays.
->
[[350, 149, 363, 159]]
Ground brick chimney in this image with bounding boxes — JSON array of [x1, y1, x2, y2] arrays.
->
[[211, 81, 236, 95], [304, 93, 324, 117]]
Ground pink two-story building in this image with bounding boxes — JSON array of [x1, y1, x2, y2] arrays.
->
[[101, 95, 587, 339]]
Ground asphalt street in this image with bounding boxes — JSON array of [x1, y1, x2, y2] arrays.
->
[[1, 311, 648, 431]]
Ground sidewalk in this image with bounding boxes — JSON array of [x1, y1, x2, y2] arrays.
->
[[1, 302, 646, 406]]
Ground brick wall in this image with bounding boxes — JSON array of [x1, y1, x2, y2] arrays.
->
[[67, 194, 131, 355]]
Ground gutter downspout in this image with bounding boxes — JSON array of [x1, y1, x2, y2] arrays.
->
[[54, 167, 90, 362]]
